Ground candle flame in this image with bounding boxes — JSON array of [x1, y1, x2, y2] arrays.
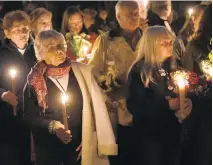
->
[[209, 67, 213, 77], [61, 93, 68, 105], [200, 60, 212, 80], [10, 69, 17, 78], [176, 75, 185, 89], [143, 0, 148, 8], [83, 46, 89, 55], [188, 8, 193, 17]]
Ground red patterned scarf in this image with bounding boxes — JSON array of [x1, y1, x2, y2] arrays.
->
[[28, 58, 71, 110]]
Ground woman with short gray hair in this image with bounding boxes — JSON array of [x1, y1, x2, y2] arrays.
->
[[24, 30, 117, 165]]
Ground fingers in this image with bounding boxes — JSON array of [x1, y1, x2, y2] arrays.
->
[[76, 152, 82, 161], [56, 128, 72, 144], [169, 98, 180, 110], [2, 91, 18, 106], [175, 111, 185, 123], [76, 143, 82, 151], [76, 143, 82, 161]]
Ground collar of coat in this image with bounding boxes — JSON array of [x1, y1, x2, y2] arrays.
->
[[108, 26, 142, 40], [1, 38, 34, 52]]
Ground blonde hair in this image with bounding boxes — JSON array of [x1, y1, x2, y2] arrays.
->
[[136, 26, 175, 87], [3, 10, 30, 30], [34, 30, 67, 61], [30, 8, 52, 35]]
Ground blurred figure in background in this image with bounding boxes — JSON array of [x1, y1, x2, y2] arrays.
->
[[173, 4, 206, 66], [181, 4, 212, 165], [82, 8, 99, 46], [61, 6, 91, 62], [97, 7, 112, 32], [82, 8, 99, 34], [29, 7, 53, 40], [148, 0, 175, 35]]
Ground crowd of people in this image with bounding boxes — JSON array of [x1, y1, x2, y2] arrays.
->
[[0, 1, 212, 165]]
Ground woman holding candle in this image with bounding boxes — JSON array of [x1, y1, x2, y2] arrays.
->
[[61, 6, 92, 62], [0, 10, 37, 165], [181, 4, 212, 165], [126, 26, 192, 165], [23, 30, 117, 165]]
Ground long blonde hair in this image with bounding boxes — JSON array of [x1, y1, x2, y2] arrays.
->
[[136, 26, 175, 87]]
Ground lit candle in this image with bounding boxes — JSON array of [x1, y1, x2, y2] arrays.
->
[[9, 68, 17, 116], [61, 93, 69, 131], [139, 0, 148, 19], [83, 45, 89, 56], [176, 75, 185, 114], [143, 0, 148, 9], [188, 8, 193, 17], [200, 60, 212, 81]]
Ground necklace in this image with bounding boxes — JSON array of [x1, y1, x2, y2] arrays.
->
[[55, 79, 66, 93]]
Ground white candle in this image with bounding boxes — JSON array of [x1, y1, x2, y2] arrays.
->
[[9, 69, 17, 116], [138, 0, 148, 19], [83, 46, 89, 56], [61, 93, 69, 131], [177, 75, 185, 114]]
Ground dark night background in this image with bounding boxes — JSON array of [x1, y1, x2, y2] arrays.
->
[[0, 1, 201, 31]]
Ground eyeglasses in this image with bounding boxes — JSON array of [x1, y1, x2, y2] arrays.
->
[[45, 44, 67, 52], [160, 40, 173, 47], [10, 26, 30, 34]]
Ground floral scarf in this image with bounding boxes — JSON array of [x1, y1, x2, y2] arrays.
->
[[28, 57, 71, 110]]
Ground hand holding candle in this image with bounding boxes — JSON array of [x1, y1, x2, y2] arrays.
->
[[61, 93, 69, 131], [9, 68, 17, 116], [171, 71, 190, 123]]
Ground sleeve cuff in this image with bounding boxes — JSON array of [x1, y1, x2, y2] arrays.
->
[[0, 88, 6, 101]]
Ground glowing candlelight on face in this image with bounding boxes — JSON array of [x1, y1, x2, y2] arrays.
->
[[188, 8, 193, 17], [9, 68, 17, 116], [61, 93, 69, 130]]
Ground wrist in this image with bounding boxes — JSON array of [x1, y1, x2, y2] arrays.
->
[[48, 120, 61, 134], [1, 92, 7, 102]]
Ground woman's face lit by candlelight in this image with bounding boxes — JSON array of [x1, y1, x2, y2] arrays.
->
[[43, 43, 67, 66], [156, 36, 173, 62], [68, 13, 83, 35], [36, 15, 52, 35]]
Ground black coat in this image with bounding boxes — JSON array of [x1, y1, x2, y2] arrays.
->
[[23, 70, 83, 150], [0, 39, 37, 145], [126, 59, 181, 144], [148, 10, 166, 27], [147, 10, 175, 34]]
